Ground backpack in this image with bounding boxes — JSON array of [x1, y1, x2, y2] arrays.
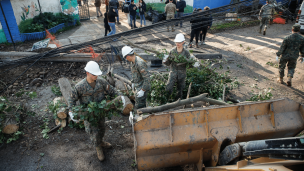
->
[[123, 3, 130, 13]]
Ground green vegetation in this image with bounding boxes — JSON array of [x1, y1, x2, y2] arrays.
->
[[148, 62, 232, 106], [40, 117, 50, 139], [266, 61, 279, 68], [0, 97, 25, 144], [146, 3, 193, 13], [18, 12, 76, 33], [247, 89, 273, 101], [51, 85, 62, 96]]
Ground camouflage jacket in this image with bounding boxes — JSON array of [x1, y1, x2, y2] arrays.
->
[[165, 2, 176, 16], [259, 4, 275, 18], [68, 77, 121, 110], [131, 56, 151, 91], [276, 33, 304, 59], [164, 47, 192, 72]]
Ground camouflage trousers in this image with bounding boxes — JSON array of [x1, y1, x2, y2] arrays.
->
[[165, 71, 186, 100], [166, 15, 175, 30], [260, 17, 270, 30], [135, 88, 147, 110], [84, 117, 106, 147], [278, 57, 297, 78]]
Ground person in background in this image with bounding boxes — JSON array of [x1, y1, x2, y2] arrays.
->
[[165, 0, 176, 32], [189, 8, 201, 48], [105, 0, 109, 12], [258, 0, 275, 35], [175, 0, 186, 27], [129, 0, 138, 29], [107, 7, 118, 36], [165, 0, 176, 5], [139, 0, 146, 27], [104, 12, 111, 36], [199, 6, 212, 45], [109, 0, 121, 24], [123, 0, 131, 27], [95, 0, 103, 17]]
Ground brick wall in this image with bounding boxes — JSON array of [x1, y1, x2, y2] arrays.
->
[[0, 0, 22, 43]]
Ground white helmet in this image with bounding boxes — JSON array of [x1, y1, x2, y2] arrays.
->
[[84, 61, 102, 76], [174, 33, 185, 42], [122, 46, 134, 58]]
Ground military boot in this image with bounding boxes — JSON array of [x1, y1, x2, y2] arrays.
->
[[287, 76, 292, 86], [259, 28, 262, 34], [101, 141, 112, 148], [96, 146, 105, 161], [277, 77, 283, 84]]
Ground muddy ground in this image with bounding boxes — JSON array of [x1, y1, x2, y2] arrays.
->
[[1, 5, 304, 171]]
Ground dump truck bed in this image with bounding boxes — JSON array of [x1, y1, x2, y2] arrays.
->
[[133, 98, 304, 170]]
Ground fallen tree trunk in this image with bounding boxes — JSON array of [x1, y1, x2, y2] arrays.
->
[[137, 93, 228, 114], [113, 74, 132, 85], [115, 80, 128, 94], [58, 78, 73, 105]]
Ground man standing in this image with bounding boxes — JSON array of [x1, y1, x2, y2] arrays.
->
[[165, 0, 176, 32], [259, 0, 275, 35], [122, 46, 151, 109], [109, 0, 121, 24], [68, 61, 124, 161], [176, 0, 186, 27], [129, 0, 138, 29], [276, 25, 304, 87], [163, 33, 200, 100], [95, 0, 103, 17]]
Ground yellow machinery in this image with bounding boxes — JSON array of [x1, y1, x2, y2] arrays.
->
[[133, 98, 304, 170]]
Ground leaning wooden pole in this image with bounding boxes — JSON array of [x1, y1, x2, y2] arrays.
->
[[113, 74, 132, 85]]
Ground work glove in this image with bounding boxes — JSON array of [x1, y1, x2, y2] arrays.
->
[[137, 89, 145, 98], [162, 55, 169, 62], [129, 111, 133, 125], [69, 111, 79, 123], [299, 57, 304, 63], [121, 96, 126, 106], [132, 83, 135, 92], [193, 61, 200, 68], [276, 56, 279, 61]]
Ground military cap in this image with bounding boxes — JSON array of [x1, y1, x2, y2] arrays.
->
[[292, 25, 300, 32]]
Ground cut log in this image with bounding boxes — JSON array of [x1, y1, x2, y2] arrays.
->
[[57, 107, 67, 119], [115, 80, 128, 95], [58, 78, 73, 105], [3, 123, 19, 134], [137, 93, 228, 114], [113, 74, 132, 85], [53, 97, 68, 119], [55, 118, 66, 128], [107, 96, 133, 115]]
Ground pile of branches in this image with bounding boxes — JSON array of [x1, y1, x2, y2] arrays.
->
[[148, 64, 232, 106]]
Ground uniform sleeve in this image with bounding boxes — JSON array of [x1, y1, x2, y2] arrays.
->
[[165, 4, 167, 13], [174, 4, 176, 12], [259, 6, 263, 16], [101, 78, 122, 97], [68, 87, 79, 110], [138, 62, 151, 91], [276, 38, 287, 56]]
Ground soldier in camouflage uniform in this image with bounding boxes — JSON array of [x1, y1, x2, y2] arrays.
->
[[259, 0, 275, 35], [121, 46, 151, 110], [165, 0, 176, 32], [68, 61, 123, 161], [276, 25, 304, 86], [163, 33, 200, 100]]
